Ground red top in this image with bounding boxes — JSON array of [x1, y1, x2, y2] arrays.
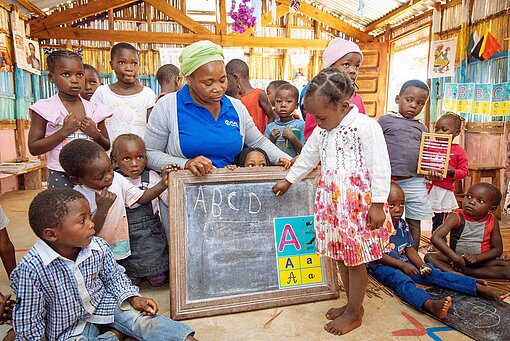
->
[[241, 88, 266, 134], [304, 93, 366, 140], [432, 143, 469, 191]]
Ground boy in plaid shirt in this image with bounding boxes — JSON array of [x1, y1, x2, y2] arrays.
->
[[10, 188, 196, 341]]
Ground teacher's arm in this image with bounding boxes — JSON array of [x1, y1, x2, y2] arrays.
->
[[145, 98, 189, 170]]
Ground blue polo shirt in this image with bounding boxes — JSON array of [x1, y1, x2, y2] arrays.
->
[[177, 85, 243, 168]]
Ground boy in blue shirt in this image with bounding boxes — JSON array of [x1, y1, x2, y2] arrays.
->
[[10, 188, 196, 340], [367, 182, 508, 319], [265, 84, 305, 157]]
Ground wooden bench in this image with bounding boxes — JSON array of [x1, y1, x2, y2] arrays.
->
[[0, 160, 46, 193]]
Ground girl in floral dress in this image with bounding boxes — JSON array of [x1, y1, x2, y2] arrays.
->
[[273, 68, 394, 336]]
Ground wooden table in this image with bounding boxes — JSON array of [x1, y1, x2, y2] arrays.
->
[[469, 165, 505, 219]]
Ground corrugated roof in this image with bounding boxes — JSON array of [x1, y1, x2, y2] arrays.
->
[[6, 0, 436, 35]]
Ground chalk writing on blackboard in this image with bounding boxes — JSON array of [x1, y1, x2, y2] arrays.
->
[[417, 132, 452, 178], [426, 287, 510, 341], [168, 167, 339, 320]]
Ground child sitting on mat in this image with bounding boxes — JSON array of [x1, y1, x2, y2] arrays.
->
[[425, 183, 510, 279]]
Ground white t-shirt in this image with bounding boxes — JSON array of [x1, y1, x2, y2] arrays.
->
[[0, 205, 9, 230], [90, 85, 156, 144], [74, 172, 144, 260]]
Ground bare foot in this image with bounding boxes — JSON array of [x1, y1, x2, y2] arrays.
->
[[325, 305, 364, 320], [324, 311, 362, 335], [477, 283, 510, 301], [423, 296, 452, 319]]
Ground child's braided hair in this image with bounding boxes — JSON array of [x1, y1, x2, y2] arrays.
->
[[304, 67, 354, 106], [46, 50, 82, 73]]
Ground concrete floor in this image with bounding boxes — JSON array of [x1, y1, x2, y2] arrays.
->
[[0, 189, 474, 340]]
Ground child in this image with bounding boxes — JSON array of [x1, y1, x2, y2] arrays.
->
[[80, 64, 102, 101], [0, 205, 16, 341], [0, 205, 15, 276], [111, 134, 170, 286], [266, 80, 289, 106], [368, 182, 508, 320], [425, 183, 510, 279], [156, 63, 181, 102], [91, 42, 156, 143], [235, 147, 270, 167], [379, 80, 433, 250], [59, 139, 169, 261], [302, 38, 366, 140], [226, 58, 276, 133], [226, 74, 241, 99], [428, 113, 468, 234], [273, 68, 394, 336], [10, 188, 196, 340], [265, 84, 305, 157], [28, 50, 111, 188]]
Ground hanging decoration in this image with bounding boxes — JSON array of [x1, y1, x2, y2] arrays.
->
[[358, 0, 365, 19], [229, 0, 257, 34], [289, 0, 301, 13]]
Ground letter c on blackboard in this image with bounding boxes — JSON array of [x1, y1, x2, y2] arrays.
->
[[227, 192, 239, 211]]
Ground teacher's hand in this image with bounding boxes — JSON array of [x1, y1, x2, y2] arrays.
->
[[184, 156, 213, 177]]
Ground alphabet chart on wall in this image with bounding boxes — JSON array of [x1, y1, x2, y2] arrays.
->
[[274, 216, 324, 289], [417, 133, 452, 178]]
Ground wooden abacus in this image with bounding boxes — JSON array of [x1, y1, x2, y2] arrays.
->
[[417, 133, 453, 178]]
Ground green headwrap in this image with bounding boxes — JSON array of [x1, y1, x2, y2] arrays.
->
[[179, 40, 224, 77]]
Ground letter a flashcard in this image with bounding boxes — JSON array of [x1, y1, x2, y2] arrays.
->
[[274, 216, 324, 289]]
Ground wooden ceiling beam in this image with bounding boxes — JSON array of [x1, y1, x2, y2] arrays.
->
[[29, 0, 140, 33], [365, 0, 429, 33], [32, 27, 331, 49], [16, 0, 46, 18], [143, 0, 212, 34], [277, 0, 371, 42]]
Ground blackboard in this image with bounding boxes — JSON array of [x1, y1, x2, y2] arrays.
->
[[426, 287, 510, 341], [168, 167, 339, 320]]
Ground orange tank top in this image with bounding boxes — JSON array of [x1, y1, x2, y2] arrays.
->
[[241, 88, 266, 133]]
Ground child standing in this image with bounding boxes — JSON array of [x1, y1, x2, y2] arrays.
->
[[111, 134, 170, 286], [156, 63, 181, 102], [428, 113, 468, 234], [425, 183, 510, 279], [379, 80, 433, 250], [226, 58, 276, 133], [265, 84, 305, 157], [302, 38, 366, 140], [80, 64, 102, 101], [28, 50, 111, 188], [368, 182, 508, 319], [10, 188, 196, 340], [266, 80, 290, 107], [91, 43, 156, 143], [273, 68, 393, 336], [59, 139, 169, 261]]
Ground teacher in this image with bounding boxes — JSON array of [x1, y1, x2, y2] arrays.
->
[[145, 40, 290, 176]]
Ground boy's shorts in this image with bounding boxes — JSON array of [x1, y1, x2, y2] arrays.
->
[[396, 177, 433, 221]]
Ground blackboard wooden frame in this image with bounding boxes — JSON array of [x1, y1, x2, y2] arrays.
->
[[168, 167, 339, 320]]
